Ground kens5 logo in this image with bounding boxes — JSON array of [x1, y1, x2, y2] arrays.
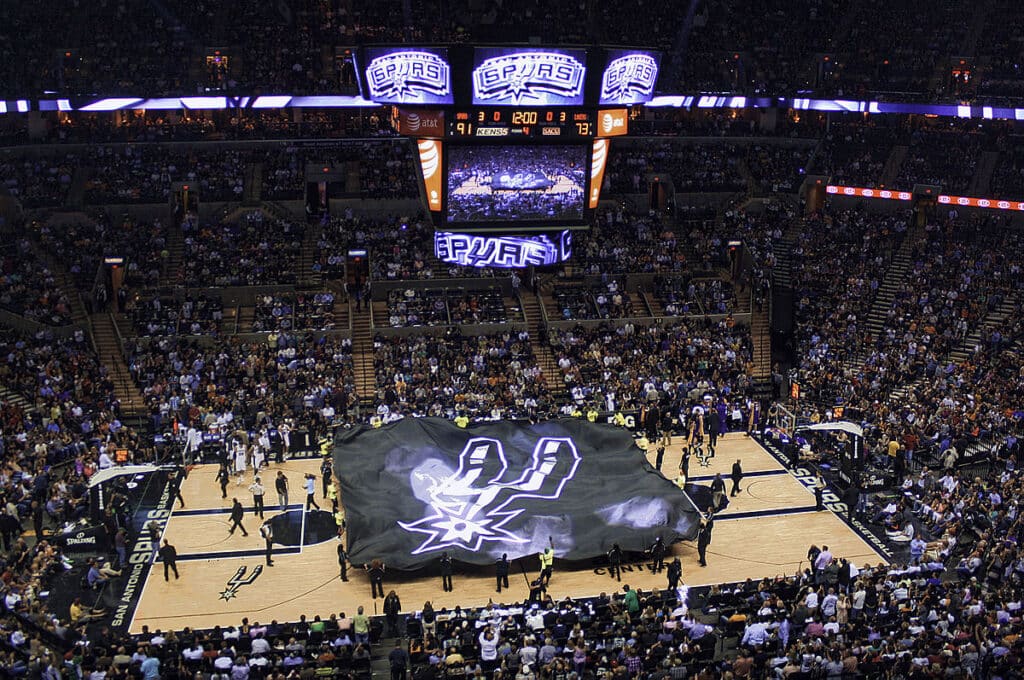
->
[[600, 54, 659, 103], [400, 437, 581, 554], [473, 52, 585, 105], [366, 51, 451, 102]]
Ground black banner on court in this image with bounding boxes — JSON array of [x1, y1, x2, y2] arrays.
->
[[334, 418, 700, 570]]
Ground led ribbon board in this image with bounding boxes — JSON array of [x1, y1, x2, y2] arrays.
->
[[472, 48, 587, 106], [434, 230, 573, 268], [364, 48, 453, 105], [599, 50, 661, 105]]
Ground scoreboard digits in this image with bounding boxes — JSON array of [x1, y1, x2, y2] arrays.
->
[[450, 108, 595, 138]]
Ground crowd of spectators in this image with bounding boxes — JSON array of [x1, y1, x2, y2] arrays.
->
[[6, 0, 1024, 106], [977, 1, 1024, 101], [742, 144, 811, 194], [654, 277, 738, 317], [789, 208, 908, 404], [181, 212, 304, 288], [0, 323, 153, 631], [36, 214, 169, 293], [792, 214, 1024, 478], [810, 123, 899, 188], [548, 319, 754, 414], [253, 292, 337, 332], [605, 142, 746, 195], [372, 329, 550, 421], [126, 291, 224, 337], [83, 146, 251, 205], [573, 209, 689, 276], [0, 154, 75, 209], [891, 129, 984, 194], [385, 287, 511, 328], [0, 240, 73, 326], [990, 139, 1024, 201], [126, 332, 357, 436], [553, 280, 636, 321]]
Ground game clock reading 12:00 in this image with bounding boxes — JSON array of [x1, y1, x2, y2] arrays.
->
[[449, 109, 596, 138]]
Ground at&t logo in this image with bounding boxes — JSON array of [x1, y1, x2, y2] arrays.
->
[[366, 51, 451, 103], [473, 52, 585, 105], [600, 54, 659, 104]]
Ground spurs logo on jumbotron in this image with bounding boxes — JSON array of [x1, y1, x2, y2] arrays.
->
[[600, 54, 659, 103], [473, 53, 585, 105], [399, 437, 581, 554], [434, 232, 571, 268], [366, 51, 451, 102]]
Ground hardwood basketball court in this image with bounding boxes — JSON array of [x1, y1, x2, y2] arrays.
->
[[129, 434, 888, 633]]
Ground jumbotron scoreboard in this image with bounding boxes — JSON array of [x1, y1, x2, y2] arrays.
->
[[449, 108, 605, 138], [354, 45, 661, 266]]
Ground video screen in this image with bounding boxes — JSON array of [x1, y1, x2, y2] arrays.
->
[[472, 48, 587, 106], [363, 47, 453, 105], [599, 49, 661, 105], [447, 145, 587, 223]]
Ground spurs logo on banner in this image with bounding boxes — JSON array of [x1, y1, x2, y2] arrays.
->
[[366, 51, 451, 102], [399, 437, 581, 554], [218, 565, 263, 601], [473, 53, 585, 105], [600, 54, 659, 103]]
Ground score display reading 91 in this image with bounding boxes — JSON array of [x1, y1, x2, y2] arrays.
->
[[449, 109, 595, 138]]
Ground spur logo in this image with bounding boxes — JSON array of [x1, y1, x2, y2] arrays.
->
[[366, 51, 451, 102], [218, 565, 263, 601], [600, 54, 659, 104], [473, 52, 585, 105], [434, 231, 571, 268], [399, 436, 581, 554]]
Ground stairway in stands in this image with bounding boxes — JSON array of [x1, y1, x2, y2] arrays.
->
[[91, 312, 147, 416], [861, 225, 920, 354], [236, 304, 256, 332], [298, 220, 323, 287], [968, 150, 1000, 196], [243, 163, 263, 206], [350, 304, 376, 408], [159, 220, 185, 288], [947, 290, 1019, 363], [750, 304, 772, 390], [520, 291, 565, 401], [880, 146, 909, 186]]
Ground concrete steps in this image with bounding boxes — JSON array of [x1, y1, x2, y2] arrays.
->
[[298, 221, 323, 287], [350, 305, 375, 403], [947, 294, 1018, 363], [90, 312, 147, 415], [750, 306, 772, 382]]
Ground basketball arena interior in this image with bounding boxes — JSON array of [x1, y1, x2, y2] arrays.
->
[[1, 2, 1023, 678]]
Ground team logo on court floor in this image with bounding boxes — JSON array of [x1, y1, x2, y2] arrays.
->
[[219, 565, 263, 601], [399, 436, 581, 554], [694, 444, 714, 468]]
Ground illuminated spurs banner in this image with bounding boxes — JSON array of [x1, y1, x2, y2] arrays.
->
[[434, 230, 572, 268], [599, 50, 661, 105], [334, 418, 700, 569], [364, 47, 453, 105], [472, 48, 587, 106]]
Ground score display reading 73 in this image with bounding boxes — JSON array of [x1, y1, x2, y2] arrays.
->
[[449, 109, 595, 138]]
